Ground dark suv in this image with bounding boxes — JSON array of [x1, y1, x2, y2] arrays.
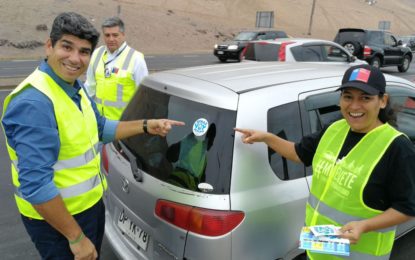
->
[[213, 29, 288, 62], [334, 28, 412, 72]]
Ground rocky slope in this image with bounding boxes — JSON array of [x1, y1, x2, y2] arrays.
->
[[0, 0, 414, 59]]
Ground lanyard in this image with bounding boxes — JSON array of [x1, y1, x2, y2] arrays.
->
[[103, 44, 127, 67]]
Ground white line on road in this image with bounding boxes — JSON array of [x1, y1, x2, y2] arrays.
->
[[11, 60, 39, 62]]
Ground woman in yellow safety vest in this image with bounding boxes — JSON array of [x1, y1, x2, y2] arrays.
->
[[235, 64, 415, 259]]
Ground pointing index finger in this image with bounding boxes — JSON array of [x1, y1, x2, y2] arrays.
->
[[234, 128, 250, 135], [167, 120, 185, 126]]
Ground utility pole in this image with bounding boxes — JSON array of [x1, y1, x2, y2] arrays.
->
[[307, 0, 317, 35]]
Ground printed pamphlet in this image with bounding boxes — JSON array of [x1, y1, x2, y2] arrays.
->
[[299, 226, 350, 256]]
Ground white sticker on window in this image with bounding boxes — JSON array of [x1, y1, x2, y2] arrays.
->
[[193, 118, 209, 136]]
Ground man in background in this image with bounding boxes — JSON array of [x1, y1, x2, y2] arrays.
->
[[85, 16, 149, 119]]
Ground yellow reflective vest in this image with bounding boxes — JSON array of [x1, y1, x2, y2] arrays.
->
[[2, 69, 106, 219], [306, 119, 401, 259], [90, 45, 142, 119]]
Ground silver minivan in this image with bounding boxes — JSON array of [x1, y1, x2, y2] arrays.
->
[[102, 62, 415, 259]]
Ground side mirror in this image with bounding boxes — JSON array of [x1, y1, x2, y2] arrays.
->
[[350, 55, 357, 62], [398, 40, 403, 46]]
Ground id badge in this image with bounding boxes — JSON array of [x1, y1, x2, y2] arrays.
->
[[104, 67, 111, 78]]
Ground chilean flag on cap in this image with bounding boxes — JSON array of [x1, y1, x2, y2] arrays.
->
[[349, 68, 370, 83]]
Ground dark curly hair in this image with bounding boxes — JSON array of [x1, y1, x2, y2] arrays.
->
[[378, 93, 397, 127], [50, 12, 99, 51]]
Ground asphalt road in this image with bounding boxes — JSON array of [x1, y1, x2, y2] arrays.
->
[[0, 53, 218, 80], [0, 55, 415, 259]]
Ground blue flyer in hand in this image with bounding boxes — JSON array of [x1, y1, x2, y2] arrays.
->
[[299, 226, 350, 256], [310, 225, 341, 236]]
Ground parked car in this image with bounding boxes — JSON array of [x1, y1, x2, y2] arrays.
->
[[334, 28, 412, 72], [213, 29, 288, 62], [397, 35, 415, 52], [243, 38, 366, 65], [102, 62, 415, 260]]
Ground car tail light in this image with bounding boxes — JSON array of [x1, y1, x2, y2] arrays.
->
[[278, 41, 294, 61], [155, 200, 244, 237], [363, 45, 372, 57], [101, 144, 109, 174], [240, 46, 247, 60], [257, 41, 269, 45]]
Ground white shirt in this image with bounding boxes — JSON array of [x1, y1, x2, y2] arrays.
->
[[84, 42, 149, 97]]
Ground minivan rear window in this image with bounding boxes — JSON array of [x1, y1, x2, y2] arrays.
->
[[335, 31, 366, 45], [244, 42, 280, 61], [118, 85, 236, 194]]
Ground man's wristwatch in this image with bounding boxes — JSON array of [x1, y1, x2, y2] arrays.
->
[[143, 119, 148, 134]]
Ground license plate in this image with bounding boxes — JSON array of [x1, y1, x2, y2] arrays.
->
[[117, 210, 150, 250], [217, 51, 224, 54]]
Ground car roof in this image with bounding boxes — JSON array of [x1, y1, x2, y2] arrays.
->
[[143, 62, 411, 110], [249, 38, 339, 45], [146, 63, 345, 94], [238, 28, 286, 33], [338, 28, 390, 33], [147, 62, 410, 93]]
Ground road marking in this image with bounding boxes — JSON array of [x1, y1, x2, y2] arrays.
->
[[11, 60, 38, 62]]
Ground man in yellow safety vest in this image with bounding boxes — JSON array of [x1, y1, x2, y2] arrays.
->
[[1, 12, 183, 260], [85, 16, 149, 120]]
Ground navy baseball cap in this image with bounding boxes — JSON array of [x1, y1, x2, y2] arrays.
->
[[337, 64, 386, 95]]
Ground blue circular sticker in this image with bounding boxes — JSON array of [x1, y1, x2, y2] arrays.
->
[[193, 118, 209, 136]]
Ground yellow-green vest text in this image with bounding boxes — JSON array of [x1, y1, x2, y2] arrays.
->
[[90, 45, 142, 119], [306, 119, 401, 260], [2, 69, 106, 219]]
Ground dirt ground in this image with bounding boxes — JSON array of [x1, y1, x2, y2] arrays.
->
[[0, 0, 415, 60]]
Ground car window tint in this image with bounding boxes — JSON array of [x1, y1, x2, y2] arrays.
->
[[267, 101, 305, 180], [385, 34, 396, 46], [388, 86, 415, 143], [367, 31, 383, 45], [303, 91, 342, 133], [335, 31, 365, 44], [276, 31, 288, 38], [324, 45, 349, 62], [119, 86, 236, 194], [264, 32, 277, 39], [291, 45, 323, 61], [244, 42, 280, 61], [235, 32, 258, 41]]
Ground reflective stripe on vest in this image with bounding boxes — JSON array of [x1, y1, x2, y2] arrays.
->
[[308, 194, 396, 234], [307, 248, 390, 260], [2, 69, 105, 219], [12, 142, 99, 178], [15, 174, 101, 199], [91, 46, 105, 75], [94, 83, 128, 108], [53, 142, 99, 171]]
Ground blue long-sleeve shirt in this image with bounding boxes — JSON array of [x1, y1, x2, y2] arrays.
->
[[2, 60, 119, 205]]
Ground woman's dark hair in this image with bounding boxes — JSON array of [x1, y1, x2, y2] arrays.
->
[[50, 12, 99, 51], [378, 93, 397, 126]]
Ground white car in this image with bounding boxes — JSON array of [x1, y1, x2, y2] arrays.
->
[[243, 38, 367, 65]]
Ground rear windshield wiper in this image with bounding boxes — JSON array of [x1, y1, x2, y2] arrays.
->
[[119, 141, 143, 182]]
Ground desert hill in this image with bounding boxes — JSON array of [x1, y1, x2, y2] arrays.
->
[[1, 0, 415, 59]]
